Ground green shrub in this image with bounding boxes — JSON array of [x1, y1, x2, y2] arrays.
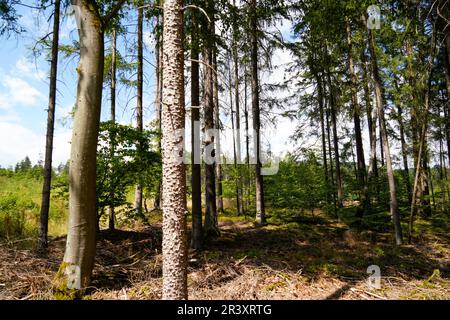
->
[[0, 193, 38, 239]]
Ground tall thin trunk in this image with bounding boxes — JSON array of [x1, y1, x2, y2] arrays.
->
[[232, 0, 243, 215], [398, 104, 412, 203], [361, 48, 380, 202], [443, 43, 450, 167], [315, 71, 330, 208], [409, 92, 431, 242], [326, 63, 344, 208], [379, 117, 385, 167], [214, 48, 224, 214], [154, 12, 163, 209], [161, 0, 187, 300], [346, 18, 368, 213], [229, 56, 241, 214], [190, 10, 202, 250], [326, 100, 337, 216], [244, 64, 251, 213], [57, 0, 105, 290], [368, 29, 402, 245], [251, 0, 265, 224], [405, 20, 427, 209], [203, 0, 219, 237], [134, 4, 144, 214], [393, 78, 412, 204], [108, 28, 117, 231], [39, 0, 60, 250], [408, 26, 436, 242]]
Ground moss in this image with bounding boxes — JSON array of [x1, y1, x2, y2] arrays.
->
[[323, 263, 354, 277], [52, 263, 84, 300], [264, 280, 286, 291], [373, 246, 385, 257]]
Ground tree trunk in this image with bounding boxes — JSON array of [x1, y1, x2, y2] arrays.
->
[[443, 42, 450, 167], [57, 0, 104, 290], [326, 100, 337, 216], [108, 28, 117, 231], [326, 63, 344, 208], [39, 0, 60, 250], [397, 103, 412, 204], [393, 77, 412, 204], [244, 64, 251, 213], [346, 18, 368, 214], [408, 27, 436, 242], [368, 29, 403, 245], [214, 47, 224, 214], [379, 117, 385, 167], [203, 0, 219, 238], [361, 48, 380, 202], [232, 0, 243, 216], [134, 4, 144, 214], [251, 0, 265, 224], [154, 12, 163, 209], [190, 10, 202, 250], [228, 55, 241, 215], [315, 71, 330, 209], [161, 0, 188, 300]]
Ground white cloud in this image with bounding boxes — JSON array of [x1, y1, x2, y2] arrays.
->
[[0, 75, 44, 109], [0, 121, 71, 168], [15, 57, 47, 81]]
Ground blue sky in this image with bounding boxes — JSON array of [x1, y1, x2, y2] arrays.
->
[[0, 4, 159, 168], [0, 3, 301, 169]]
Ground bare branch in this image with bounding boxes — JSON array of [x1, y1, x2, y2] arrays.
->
[[182, 5, 211, 24]]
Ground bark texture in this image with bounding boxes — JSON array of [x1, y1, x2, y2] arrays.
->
[[39, 0, 60, 250], [161, 0, 188, 300], [60, 0, 104, 289]]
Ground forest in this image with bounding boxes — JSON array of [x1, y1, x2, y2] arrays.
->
[[0, 0, 449, 301]]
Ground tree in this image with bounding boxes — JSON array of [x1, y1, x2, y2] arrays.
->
[[251, 0, 266, 224], [108, 27, 117, 230], [39, 0, 61, 250], [368, 26, 403, 245], [96, 122, 160, 228], [190, 2, 202, 250], [345, 17, 368, 214], [203, 0, 219, 238], [232, 0, 243, 216], [54, 0, 126, 296], [0, 0, 23, 36], [161, 0, 188, 300], [134, 1, 144, 214]]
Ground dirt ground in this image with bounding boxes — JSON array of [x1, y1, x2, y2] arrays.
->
[[0, 212, 449, 300]]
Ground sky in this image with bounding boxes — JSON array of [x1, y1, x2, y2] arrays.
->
[[0, 3, 303, 170]]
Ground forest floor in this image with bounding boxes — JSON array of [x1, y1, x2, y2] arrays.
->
[[0, 208, 449, 300]]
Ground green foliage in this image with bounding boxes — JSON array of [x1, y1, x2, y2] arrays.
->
[[0, 161, 69, 241], [96, 121, 161, 219], [264, 152, 326, 211], [0, 192, 37, 239], [0, 0, 25, 36]]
